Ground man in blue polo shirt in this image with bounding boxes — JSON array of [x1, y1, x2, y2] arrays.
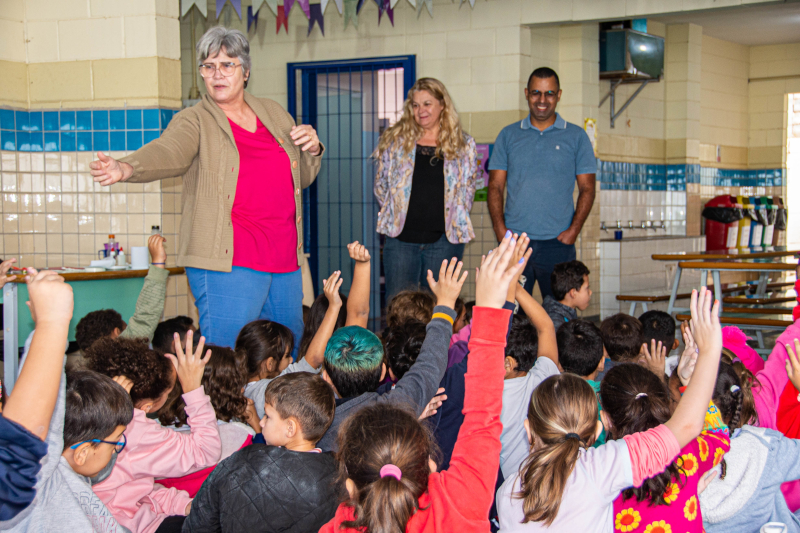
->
[[488, 67, 596, 300]]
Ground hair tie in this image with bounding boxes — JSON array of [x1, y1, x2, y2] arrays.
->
[[560, 433, 585, 445], [635, 393, 648, 399], [730, 385, 741, 394], [379, 464, 402, 481]]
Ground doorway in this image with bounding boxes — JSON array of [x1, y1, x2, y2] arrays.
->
[[288, 56, 415, 330]]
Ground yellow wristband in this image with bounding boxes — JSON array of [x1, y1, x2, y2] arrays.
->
[[432, 312, 454, 325]]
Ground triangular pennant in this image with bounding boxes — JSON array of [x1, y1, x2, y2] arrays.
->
[[416, 0, 432, 17], [356, 0, 367, 13], [253, 0, 278, 16], [247, 5, 259, 31], [459, 0, 476, 6], [386, 0, 394, 25], [332, 0, 344, 13], [308, 3, 324, 35], [285, 0, 295, 15], [181, 0, 208, 18], [276, 5, 289, 32], [406, 0, 416, 8], [390, 0, 400, 7], [216, 0, 242, 19], [344, 0, 358, 28], [297, 0, 311, 17]]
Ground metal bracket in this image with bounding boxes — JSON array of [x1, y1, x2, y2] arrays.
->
[[599, 79, 653, 128]]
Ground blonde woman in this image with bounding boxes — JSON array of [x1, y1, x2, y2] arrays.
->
[[375, 78, 478, 299]]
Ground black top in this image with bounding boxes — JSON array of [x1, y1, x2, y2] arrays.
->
[[397, 145, 446, 244]]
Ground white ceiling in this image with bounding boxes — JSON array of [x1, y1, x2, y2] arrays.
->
[[652, 1, 800, 46]]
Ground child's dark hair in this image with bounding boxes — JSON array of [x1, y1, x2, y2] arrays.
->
[[600, 314, 643, 362], [336, 403, 439, 533], [298, 293, 348, 360], [516, 374, 598, 526], [720, 348, 759, 426], [507, 314, 539, 373], [387, 290, 436, 327], [75, 310, 126, 352], [152, 316, 194, 354], [464, 300, 475, 324], [454, 297, 465, 319], [235, 320, 294, 378], [158, 345, 249, 427], [64, 370, 134, 450], [557, 319, 604, 377], [383, 320, 427, 380], [550, 260, 589, 301], [600, 363, 683, 506], [638, 310, 676, 349], [264, 372, 335, 443], [324, 326, 384, 398], [84, 337, 174, 405], [714, 360, 756, 429]]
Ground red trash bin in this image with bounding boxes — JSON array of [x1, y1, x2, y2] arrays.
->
[[703, 195, 744, 250]]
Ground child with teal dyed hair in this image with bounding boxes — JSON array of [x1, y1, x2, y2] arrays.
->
[[317, 257, 468, 452]]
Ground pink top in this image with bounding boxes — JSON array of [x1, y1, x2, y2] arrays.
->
[[753, 319, 800, 431], [229, 117, 297, 273], [92, 387, 222, 533]]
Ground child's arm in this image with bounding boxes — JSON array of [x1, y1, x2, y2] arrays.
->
[[0, 258, 17, 288], [753, 322, 800, 430], [302, 271, 343, 370], [3, 270, 73, 439], [440, 234, 527, 521], [665, 288, 722, 448], [345, 242, 370, 328], [515, 285, 559, 367], [120, 234, 169, 342], [386, 258, 468, 416]]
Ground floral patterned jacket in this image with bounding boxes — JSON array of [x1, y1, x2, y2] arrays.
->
[[374, 134, 479, 244]]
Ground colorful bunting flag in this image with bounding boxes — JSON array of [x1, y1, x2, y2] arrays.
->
[[376, 0, 394, 25], [276, 5, 289, 32], [298, 0, 311, 17], [247, 5, 258, 31], [356, 0, 367, 13], [416, 0, 432, 18], [253, 0, 278, 16], [406, 0, 416, 8], [344, 0, 358, 28], [216, 0, 242, 19], [308, 3, 325, 35], [459, 0, 476, 6], [390, 0, 400, 7], [321, 0, 344, 14], [285, 0, 295, 15], [181, 0, 208, 18]]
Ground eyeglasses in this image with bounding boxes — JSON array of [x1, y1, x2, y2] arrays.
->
[[70, 433, 127, 454], [198, 62, 243, 78], [529, 90, 558, 99]]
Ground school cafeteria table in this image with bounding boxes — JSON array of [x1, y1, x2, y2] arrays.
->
[[2, 267, 184, 392], [652, 246, 799, 262]]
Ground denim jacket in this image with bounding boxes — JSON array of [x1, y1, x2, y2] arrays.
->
[[374, 134, 479, 244]]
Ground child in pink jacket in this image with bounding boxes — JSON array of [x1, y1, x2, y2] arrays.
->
[[86, 331, 221, 533]]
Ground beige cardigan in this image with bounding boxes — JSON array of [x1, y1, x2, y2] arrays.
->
[[120, 92, 323, 272]]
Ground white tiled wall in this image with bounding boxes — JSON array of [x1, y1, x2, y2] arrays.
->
[[598, 190, 687, 237]]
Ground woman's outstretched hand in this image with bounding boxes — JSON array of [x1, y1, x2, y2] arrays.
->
[[90, 152, 133, 186]]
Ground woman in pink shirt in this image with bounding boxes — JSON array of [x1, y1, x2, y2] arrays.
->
[[89, 27, 323, 352]]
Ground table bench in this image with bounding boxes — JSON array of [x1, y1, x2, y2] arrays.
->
[[675, 313, 793, 354]]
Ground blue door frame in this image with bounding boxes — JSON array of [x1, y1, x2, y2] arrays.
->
[[287, 55, 415, 329]]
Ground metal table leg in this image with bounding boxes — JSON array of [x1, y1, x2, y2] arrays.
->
[[667, 266, 683, 316], [755, 272, 770, 297], [3, 283, 18, 393], [712, 270, 723, 315]]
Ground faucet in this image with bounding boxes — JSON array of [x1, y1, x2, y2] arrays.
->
[[627, 220, 635, 230], [641, 221, 656, 231], [653, 220, 666, 231], [600, 221, 609, 233], [615, 220, 622, 230]]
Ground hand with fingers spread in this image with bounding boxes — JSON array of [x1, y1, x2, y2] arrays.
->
[[112, 375, 134, 394], [427, 258, 468, 309], [475, 231, 528, 309], [165, 329, 212, 393], [0, 257, 17, 288], [419, 387, 447, 420], [678, 321, 699, 386], [689, 287, 722, 359], [90, 152, 134, 186], [640, 339, 667, 377], [323, 271, 344, 309], [505, 233, 532, 302], [785, 339, 800, 392], [347, 241, 370, 263], [290, 124, 321, 155]]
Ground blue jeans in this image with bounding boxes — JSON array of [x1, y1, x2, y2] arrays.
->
[[383, 234, 465, 300], [185, 266, 304, 358], [519, 238, 576, 300]]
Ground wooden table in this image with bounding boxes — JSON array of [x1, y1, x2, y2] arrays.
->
[[653, 247, 798, 261], [3, 267, 184, 392]]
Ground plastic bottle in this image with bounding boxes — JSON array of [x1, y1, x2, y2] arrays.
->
[[151, 225, 161, 236], [117, 247, 126, 267], [107, 234, 118, 254]]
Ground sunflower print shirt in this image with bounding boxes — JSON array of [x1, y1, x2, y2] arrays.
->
[[374, 135, 479, 244], [613, 402, 730, 533]]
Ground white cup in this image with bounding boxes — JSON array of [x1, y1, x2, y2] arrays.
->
[[130, 246, 149, 270]]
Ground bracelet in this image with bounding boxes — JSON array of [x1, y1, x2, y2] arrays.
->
[[151, 262, 165, 265]]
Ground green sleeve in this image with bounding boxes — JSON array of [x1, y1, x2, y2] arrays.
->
[[119, 266, 169, 342]]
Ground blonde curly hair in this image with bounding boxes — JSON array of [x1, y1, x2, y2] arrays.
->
[[375, 77, 467, 161]]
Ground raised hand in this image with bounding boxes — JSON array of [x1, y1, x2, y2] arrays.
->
[[506, 233, 532, 301], [0, 258, 17, 288], [90, 152, 133, 186], [347, 241, 370, 263], [323, 270, 344, 308], [290, 124, 321, 155], [475, 230, 528, 309], [678, 321, 699, 386], [165, 329, 211, 393], [689, 287, 722, 359], [427, 258, 468, 309], [148, 234, 167, 266], [112, 375, 134, 394], [419, 387, 447, 420], [25, 268, 74, 326], [640, 339, 667, 377], [785, 339, 800, 392]]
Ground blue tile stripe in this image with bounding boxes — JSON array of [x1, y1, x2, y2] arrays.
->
[[596, 160, 784, 191], [0, 107, 179, 152]]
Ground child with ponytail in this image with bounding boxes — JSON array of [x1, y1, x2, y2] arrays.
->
[[320, 233, 529, 533], [700, 346, 800, 533], [496, 287, 723, 533]]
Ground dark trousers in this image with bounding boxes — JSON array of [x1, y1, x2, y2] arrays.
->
[[520, 238, 576, 299], [383, 234, 465, 300]]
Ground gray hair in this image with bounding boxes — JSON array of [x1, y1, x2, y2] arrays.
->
[[196, 25, 251, 74]]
